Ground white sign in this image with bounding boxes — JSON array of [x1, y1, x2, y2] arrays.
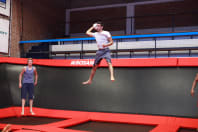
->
[[0, 0, 10, 17], [70, 60, 94, 66], [0, 17, 9, 53]]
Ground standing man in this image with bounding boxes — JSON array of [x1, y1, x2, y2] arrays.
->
[[19, 58, 38, 115], [83, 21, 115, 85]]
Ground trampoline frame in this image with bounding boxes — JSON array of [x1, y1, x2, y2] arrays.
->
[[0, 107, 197, 132]]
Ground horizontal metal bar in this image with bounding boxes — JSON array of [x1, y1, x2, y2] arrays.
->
[[20, 31, 198, 44]]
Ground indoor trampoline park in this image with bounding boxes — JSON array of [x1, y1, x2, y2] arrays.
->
[[1, 0, 198, 132], [0, 58, 198, 132]]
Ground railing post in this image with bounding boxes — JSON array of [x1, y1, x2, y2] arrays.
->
[[189, 49, 191, 57], [48, 42, 51, 59], [81, 40, 84, 59], [116, 39, 118, 58], [154, 37, 157, 58]]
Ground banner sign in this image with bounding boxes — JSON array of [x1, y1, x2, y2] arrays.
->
[[0, 17, 9, 53]]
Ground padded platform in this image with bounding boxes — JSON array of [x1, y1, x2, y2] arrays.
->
[[0, 107, 197, 132]]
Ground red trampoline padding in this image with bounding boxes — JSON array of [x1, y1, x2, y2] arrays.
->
[[14, 130, 37, 132], [2, 57, 198, 67], [0, 107, 198, 132], [178, 57, 198, 66], [13, 126, 89, 132], [0, 107, 17, 118], [48, 118, 90, 128], [150, 124, 180, 132], [0, 57, 179, 67]]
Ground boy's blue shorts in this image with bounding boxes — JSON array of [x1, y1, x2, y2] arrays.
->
[[21, 83, 34, 100]]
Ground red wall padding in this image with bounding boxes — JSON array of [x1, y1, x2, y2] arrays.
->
[[1, 57, 198, 67], [0, 57, 182, 67]]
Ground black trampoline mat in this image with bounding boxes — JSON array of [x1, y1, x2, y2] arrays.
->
[[68, 121, 155, 132], [0, 117, 65, 125], [179, 128, 197, 132]]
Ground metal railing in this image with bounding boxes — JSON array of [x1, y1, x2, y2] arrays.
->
[[19, 31, 198, 59]]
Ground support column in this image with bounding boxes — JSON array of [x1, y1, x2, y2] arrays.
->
[[126, 4, 135, 35], [65, 10, 70, 36]]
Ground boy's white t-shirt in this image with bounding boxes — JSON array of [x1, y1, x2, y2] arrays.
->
[[92, 31, 111, 49]]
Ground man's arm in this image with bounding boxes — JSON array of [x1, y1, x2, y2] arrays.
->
[[19, 67, 25, 88], [191, 74, 198, 96], [103, 37, 113, 48], [34, 67, 38, 86], [86, 25, 95, 37]]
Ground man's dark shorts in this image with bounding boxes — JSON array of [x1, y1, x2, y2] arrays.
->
[[94, 48, 112, 66]]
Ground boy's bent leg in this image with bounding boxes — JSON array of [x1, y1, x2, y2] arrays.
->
[[82, 65, 98, 85], [108, 62, 115, 81]]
